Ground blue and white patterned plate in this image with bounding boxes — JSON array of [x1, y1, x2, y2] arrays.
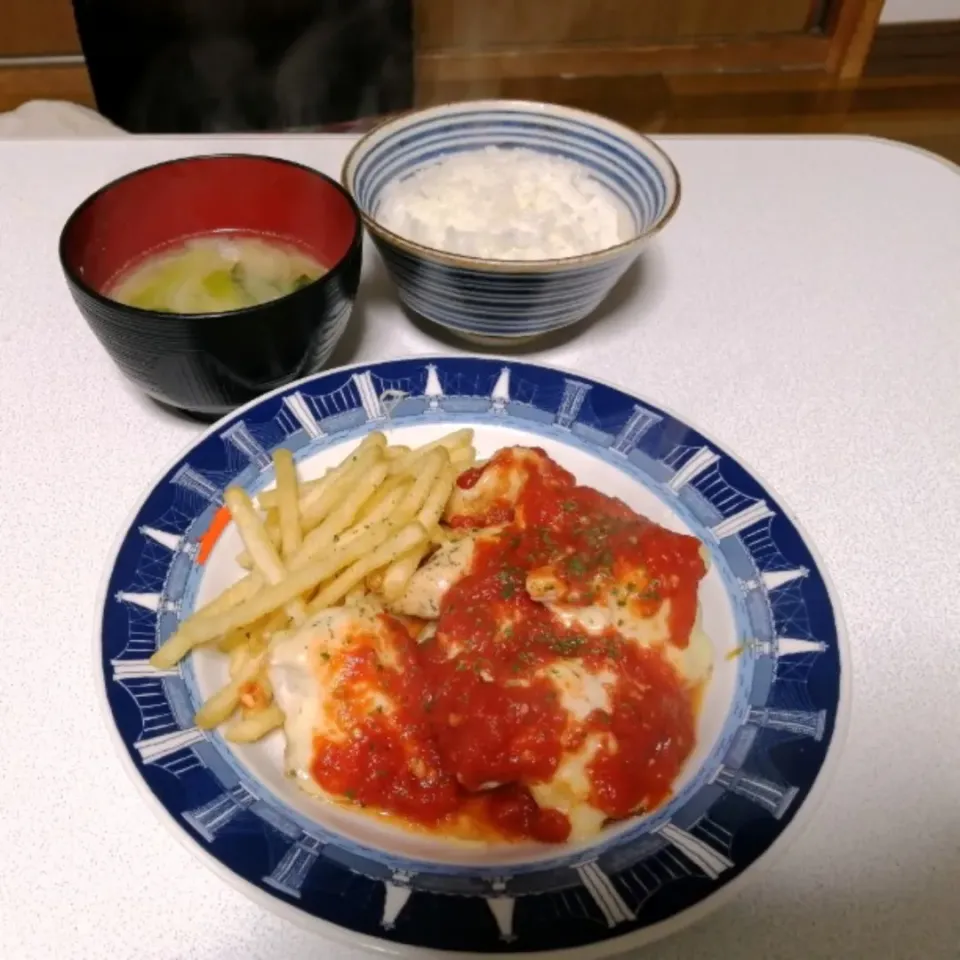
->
[[96, 357, 848, 958]]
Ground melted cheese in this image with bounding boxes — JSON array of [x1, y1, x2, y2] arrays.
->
[[523, 659, 617, 840], [268, 600, 404, 793], [548, 598, 670, 648], [538, 597, 712, 688], [538, 659, 616, 721], [531, 733, 611, 842], [668, 622, 713, 685]]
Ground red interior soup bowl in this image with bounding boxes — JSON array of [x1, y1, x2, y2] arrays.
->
[[59, 154, 363, 416]]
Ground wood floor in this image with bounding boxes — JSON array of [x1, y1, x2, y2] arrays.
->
[[421, 23, 960, 166], [424, 72, 960, 164]]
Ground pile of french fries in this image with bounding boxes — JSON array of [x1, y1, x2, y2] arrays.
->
[[149, 429, 477, 743]]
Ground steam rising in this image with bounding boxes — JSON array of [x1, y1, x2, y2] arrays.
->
[[126, 0, 413, 133]]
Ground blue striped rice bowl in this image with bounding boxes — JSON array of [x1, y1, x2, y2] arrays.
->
[[341, 99, 680, 344]]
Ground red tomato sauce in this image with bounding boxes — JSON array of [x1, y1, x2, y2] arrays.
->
[[308, 615, 461, 823], [310, 448, 707, 844]]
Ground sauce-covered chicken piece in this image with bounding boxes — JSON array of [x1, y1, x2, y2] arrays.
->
[[271, 446, 712, 846], [389, 530, 498, 620], [445, 447, 572, 529], [269, 599, 459, 822], [446, 446, 709, 668], [418, 447, 711, 841]]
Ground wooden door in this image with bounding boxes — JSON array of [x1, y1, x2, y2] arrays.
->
[[0, 0, 93, 111], [2, 0, 82, 56], [416, 0, 884, 96]]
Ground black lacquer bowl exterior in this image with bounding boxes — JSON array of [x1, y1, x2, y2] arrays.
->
[[59, 154, 363, 417]]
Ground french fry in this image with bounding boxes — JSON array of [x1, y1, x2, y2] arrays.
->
[[218, 626, 252, 654], [228, 642, 254, 680], [337, 486, 408, 552], [379, 462, 455, 601], [306, 522, 428, 613], [218, 601, 290, 654], [299, 433, 386, 528], [151, 573, 262, 669], [225, 488, 285, 582], [259, 609, 291, 641], [381, 543, 431, 603], [344, 585, 367, 605], [342, 453, 442, 596], [298, 449, 383, 532], [195, 650, 265, 729], [418, 463, 457, 532], [449, 445, 477, 470], [257, 472, 327, 511], [297, 460, 390, 564], [234, 511, 282, 569], [392, 448, 448, 523], [225, 487, 306, 623], [151, 632, 200, 670], [199, 573, 264, 618], [225, 703, 285, 743], [168, 516, 404, 648], [264, 506, 280, 536], [429, 526, 452, 546], [273, 449, 302, 560], [277, 470, 405, 578], [388, 429, 473, 476], [355, 474, 409, 523]]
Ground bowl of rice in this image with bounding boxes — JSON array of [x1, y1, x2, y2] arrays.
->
[[341, 99, 680, 345]]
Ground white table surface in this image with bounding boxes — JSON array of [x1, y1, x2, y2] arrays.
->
[[1, 134, 959, 960]]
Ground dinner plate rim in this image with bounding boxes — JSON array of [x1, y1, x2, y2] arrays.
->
[[93, 353, 851, 959]]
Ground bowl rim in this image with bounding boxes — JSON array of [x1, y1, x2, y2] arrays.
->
[[340, 98, 682, 273], [58, 152, 364, 322]]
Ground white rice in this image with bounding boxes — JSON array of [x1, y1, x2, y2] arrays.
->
[[376, 146, 629, 261]]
